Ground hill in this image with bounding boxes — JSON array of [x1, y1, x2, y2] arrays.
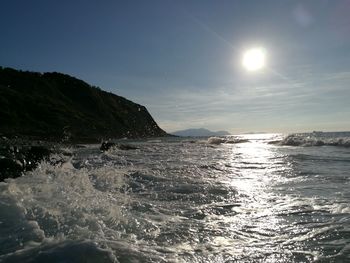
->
[[172, 128, 230, 137], [0, 67, 167, 142]]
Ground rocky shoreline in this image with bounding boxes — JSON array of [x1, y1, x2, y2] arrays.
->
[[0, 136, 148, 182], [0, 66, 172, 181], [0, 137, 51, 181]]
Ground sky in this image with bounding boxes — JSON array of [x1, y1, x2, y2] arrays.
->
[[1, 0, 350, 134]]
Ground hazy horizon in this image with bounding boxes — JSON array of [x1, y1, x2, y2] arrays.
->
[[169, 127, 350, 135], [1, 0, 350, 134]]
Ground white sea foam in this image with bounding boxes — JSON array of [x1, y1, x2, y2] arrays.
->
[[331, 203, 350, 214], [1, 135, 349, 262], [207, 136, 249, 145], [207, 137, 226, 144], [278, 133, 350, 147], [0, 159, 129, 261]]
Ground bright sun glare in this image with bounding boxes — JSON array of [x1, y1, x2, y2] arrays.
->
[[242, 48, 266, 71]]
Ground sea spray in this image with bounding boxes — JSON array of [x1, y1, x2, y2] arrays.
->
[[1, 133, 349, 262]]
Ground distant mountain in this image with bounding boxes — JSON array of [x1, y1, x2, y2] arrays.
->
[[0, 67, 167, 142], [172, 128, 230, 137]]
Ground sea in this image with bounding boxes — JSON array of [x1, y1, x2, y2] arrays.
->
[[0, 132, 349, 262]]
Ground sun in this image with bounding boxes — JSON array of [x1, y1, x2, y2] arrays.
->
[[242, 48, 266, 71]]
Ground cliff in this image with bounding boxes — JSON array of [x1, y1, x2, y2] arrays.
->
[[0, 67, 167, 141]]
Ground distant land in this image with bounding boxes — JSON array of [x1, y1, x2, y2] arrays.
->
[[172, 128, 230, 137], [0, 67, 167, 142]]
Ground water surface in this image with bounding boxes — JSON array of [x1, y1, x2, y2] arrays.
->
[[1, 133, 349, 262]]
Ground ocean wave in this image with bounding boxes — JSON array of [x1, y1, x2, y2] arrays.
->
[[1, 240, 117, 263], [275, 134, 350, 147], [1, 136, 349, 262], [207, 137, 249, 145], [0, 160, 129, 260]]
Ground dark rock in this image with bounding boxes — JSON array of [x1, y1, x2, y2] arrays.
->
[[118, 144, 138, 150], [0, 144, 52, 181], [100, 141, 116, 151], [0, 158, 23, 181], [24, 146, 51, 170], [268, 140, 281, 145], [100, 142, 138, 151]]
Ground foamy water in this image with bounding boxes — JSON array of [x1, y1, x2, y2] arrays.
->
[[1, 133, 349, 262]]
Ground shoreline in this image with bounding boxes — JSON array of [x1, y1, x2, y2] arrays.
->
[[0, 133, 174, 182]]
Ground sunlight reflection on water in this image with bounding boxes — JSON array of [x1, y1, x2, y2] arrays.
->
[[208, 134, 320, 261], [1, 133, 349, 262]]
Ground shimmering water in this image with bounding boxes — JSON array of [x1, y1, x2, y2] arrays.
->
[[1, 133, 349, 262]]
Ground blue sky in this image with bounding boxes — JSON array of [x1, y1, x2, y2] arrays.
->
[[1, 0, 350, 133]]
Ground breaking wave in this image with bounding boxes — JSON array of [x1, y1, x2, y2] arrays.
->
[[1, 133, 349, 262], [276, 133, 350, 147], [207, 136, 249, 145], [0, 158, 129, 262]]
